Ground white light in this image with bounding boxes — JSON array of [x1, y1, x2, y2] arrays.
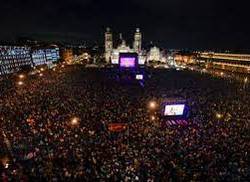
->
[[71, 117, 79, 125], [17, 81, 24, 85], [216, 113, 223, 119], [136, 74, 143, 80], [151, 115, 156, 121], [19, 74, 25, 79], [149, 101, 157, 109]]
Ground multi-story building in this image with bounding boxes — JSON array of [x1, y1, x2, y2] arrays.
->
[[0, 46, 33, 75], [31, 49, 47, 66], [31, 47, 60, 67], [197, 52, 250, 73], [44, 47, 60, 64], [0, 45, 60, 75]]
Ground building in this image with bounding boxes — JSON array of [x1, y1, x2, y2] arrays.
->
[[44, 47, 60, 64], [0, 46, 32, 75], [105, 28, 145, 65], [147, 46, 161, 62], [32, 46, 60, 67], [61, 48, 74, 64], [111, 40, 134, 64], [0, 45, 60, 75], [174, 53, 196, 65], [197, 52, 250, 73], [105, 27, 113, 63], [133, 28, 142, 54], [31, 49, 47, 66], [147, 46, 166, 63]]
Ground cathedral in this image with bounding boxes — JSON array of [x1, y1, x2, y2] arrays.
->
[[104, 28, 146, 64]]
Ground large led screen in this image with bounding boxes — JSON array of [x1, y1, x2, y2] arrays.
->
[[164, 104, 185, 116], [120, 57, 136, 68]]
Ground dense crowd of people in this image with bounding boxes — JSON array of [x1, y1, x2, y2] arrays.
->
[[0, 65, 249, 181]]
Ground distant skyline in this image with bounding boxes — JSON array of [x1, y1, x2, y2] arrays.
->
[[1, 0, 250, 49]]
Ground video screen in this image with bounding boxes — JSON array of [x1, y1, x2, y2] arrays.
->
[[164, 104, 185, 116], [120, 57, 136, 68], [136, 74, 143, 80]]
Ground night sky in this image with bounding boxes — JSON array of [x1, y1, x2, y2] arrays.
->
[[1, 0, 250, 49]]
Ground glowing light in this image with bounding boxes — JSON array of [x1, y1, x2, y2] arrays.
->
[[244, 77, 248, 83], [71, 117, 80, 125], [17, 81, 24, 86], [149, 101, 157, 110], [220, 72, 224, 76], [19, 74, 25, 79], [216, 113, 223, 119], [1, 157, 9, 169], [151, 115, 156, 121], [61, 65, 65, 68], [39, 73, 43, 77], [40, 68, 44, 71]]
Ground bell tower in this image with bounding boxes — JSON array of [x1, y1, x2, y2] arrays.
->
[[105, 27, 113, 63], [133, 28, 142, 54]]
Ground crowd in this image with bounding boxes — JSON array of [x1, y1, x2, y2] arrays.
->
[[0, 65, 249, 181]]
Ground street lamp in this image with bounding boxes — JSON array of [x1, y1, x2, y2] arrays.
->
[[149, 101, 157, 110], [216, 113, 223, 119], [71, 117, 80, 126], [151, 115, 156, 121], [17, 81, 24, 86], [19, 74, 25, 79]]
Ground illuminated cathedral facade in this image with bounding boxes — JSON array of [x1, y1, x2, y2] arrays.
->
[[104, 28, 146, 64]]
